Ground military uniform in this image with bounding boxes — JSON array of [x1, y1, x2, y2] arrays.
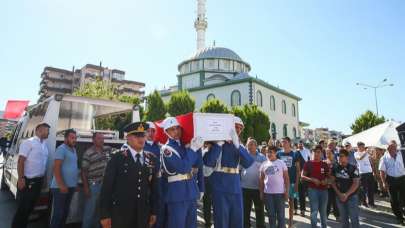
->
[[159, 117, 204, 228], [203, 117, 253, 228], [203, 142, 253, 228], [99, 122, 160, 228], [144, 140, 163, 228], [144, 141, 161, 160]]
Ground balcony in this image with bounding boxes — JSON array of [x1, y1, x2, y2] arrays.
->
[[49, 87, 72, 94], [40, 80, 47, 86], [38, 83, 72, 94], [42, 73, 73, 84], [117, 88, 145, 97], [111, 78, 145, 87]]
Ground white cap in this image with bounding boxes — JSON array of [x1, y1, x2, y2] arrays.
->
[[146, 121, 156, 130], [234, 116, 244, 126], [161, 117, 180, 131]]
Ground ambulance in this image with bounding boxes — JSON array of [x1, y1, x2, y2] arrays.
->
[[1, 94, 140, 223]]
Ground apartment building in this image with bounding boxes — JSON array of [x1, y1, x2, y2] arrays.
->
[[38, 63, 145, 102]]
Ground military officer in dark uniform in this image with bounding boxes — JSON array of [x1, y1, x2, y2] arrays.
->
[[99, 122, 160, 228]]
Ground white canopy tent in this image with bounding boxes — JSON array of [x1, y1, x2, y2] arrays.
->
[[343, 120, 401, 149]]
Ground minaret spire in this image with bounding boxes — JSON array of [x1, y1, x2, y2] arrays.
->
[[194, 0, 207, 50]]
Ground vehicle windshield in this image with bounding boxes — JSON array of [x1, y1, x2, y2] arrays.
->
[[0, 119, 17, 139], [57, 100, 133, 132]]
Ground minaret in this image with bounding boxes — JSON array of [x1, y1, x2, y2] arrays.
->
[[194, 0, 207, 50]]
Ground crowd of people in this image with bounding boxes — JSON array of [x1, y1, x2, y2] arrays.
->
[[239, 138, 405, 228], [8, 117, 405, 228], [230, 138, 364, 228]]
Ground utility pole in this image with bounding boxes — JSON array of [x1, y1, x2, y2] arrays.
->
[[356, 78, 394, 116]]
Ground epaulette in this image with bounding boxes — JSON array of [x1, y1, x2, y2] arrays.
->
[[111, 148, 121, 154], [111, 145, 130, 157], [161, 145, 173, 157], [121, 144, 129, 150], [144, 151, 157, 159], [144, 151, 157, 168]]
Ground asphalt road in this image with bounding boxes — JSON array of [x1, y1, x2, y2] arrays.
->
[[1, 157, 403, 228]]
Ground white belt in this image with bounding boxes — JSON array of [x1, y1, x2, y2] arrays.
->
[[215, 166, 239, 174], [167, 173, 193, 183]]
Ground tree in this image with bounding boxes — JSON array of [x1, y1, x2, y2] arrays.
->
[[167, 90, 195, 116], [117, 95, 144, 130], [118, 95, 141, 105], [200, 98, 229, 113], [231, 106, 247, 124], [73, 78, 117, 100], [231, 106, 247, 142], [247, 105, 270, 143], [231, 105, 270, 143], [118, 95, 144, 121], [73, 78, 143, 130], [351, 110, 386, 134], [144, 90, 167, 121]]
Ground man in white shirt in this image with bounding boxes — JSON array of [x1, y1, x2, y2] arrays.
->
[[12, 122, 50, 228], [354, 141, 375, 208], [379, 140, 405, 225]]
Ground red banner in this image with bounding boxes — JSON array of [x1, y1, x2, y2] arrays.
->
[[3, 100, 29, 119], [154, 112, 194, 145]]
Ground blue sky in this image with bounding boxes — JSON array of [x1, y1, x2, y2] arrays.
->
[[1, 0, 404, 133]]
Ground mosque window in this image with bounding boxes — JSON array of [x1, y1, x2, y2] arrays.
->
[[205, 59, 218, 70], [282, 100, 287, 114], [191, 60, 202, 72], [283, 124, 288, 137], [270, 95, 276, 111], [256, 90, 262, 107], [271, 123, 277, 139], [219, 59, 231, 71], [207, 93, 215, 101], [292, 104, 296, 117], [234, 62, 241, 72], [180, 64, 189, 74], [231, 90, 241, 106]]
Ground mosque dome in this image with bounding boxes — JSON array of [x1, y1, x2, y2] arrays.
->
[[188, 46, 244, 61], [178, 46, 251, 74]]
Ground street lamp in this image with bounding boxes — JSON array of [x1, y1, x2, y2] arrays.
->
[[356, 78, 394, 116]]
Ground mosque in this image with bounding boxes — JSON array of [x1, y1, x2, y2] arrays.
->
[[160, 0, 302, 140]]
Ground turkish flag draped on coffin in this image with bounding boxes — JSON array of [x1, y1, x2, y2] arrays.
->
[[154, 112, 194, 145], [3, 100, 29, 119]]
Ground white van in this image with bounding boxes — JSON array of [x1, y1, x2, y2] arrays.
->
[[1, 94, 140, 223]]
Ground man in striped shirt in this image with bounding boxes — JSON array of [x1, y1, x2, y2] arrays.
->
[[81, 132, 112, 228]]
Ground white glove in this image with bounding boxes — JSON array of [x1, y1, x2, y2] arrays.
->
[[216, 141, 225, 146], [201, 147, 209, 156], [190, 136, 204, 152], [230, 128, 240, 149], [200, 192, 204, 201]]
